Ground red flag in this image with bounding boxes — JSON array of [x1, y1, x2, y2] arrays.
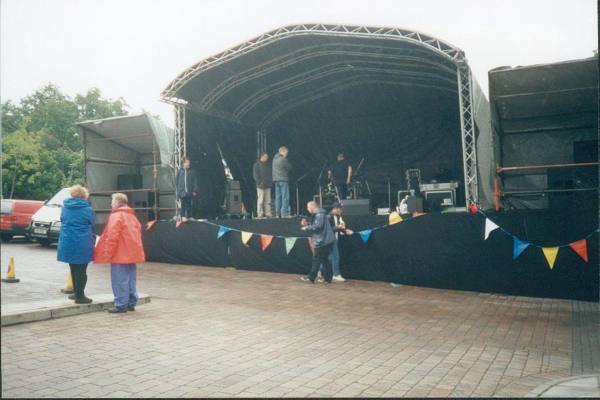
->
[[145, 220, 157, 231], [175, 220, 182, 228], [261, 235, 274, 251], [570, 239, 588, 262]]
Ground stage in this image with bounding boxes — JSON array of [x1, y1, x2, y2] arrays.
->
[[143, 209, 598, 302]]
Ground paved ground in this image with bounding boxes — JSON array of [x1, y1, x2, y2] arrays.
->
[[1, 239, 599, 398]]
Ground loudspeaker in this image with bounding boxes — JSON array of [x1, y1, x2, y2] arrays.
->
[[424, 190, 455, 211], [406, 196, 423, 213], [226, 190, 242, 214], [117, 174, 142, 190], [341, 199, 370, 215], [227, 180, 240, 190]]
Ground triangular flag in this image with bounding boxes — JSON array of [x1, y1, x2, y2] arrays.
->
[[359, 230, 372, 243], [412, 212, 425, 217], [389, 212, 402, 225], [307, 238, 314, 254], [513, 237, 530, 259], [285, 237, 297, 255], [570, 239, 588, 262], [175, 220, 182, 228], [261, 235, 273, 251], [542, 247, 559, 269], [484, 219, 499, 240], [145, 220, 157, 231], [217, 227, 230, 238], [241, 231, 252, 246]]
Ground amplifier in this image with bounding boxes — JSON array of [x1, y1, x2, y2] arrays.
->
[[420, 182, 459, 191], [341, 199, 370, 216], [227, 180, 240, 190], [226, 190, 242, 213], [424, 189, 455, 211]]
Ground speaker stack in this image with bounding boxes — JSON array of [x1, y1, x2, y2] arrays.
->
[[226, 180, 242, 214]]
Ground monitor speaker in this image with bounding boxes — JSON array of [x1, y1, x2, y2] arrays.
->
[[341, 199, 370, 215], [406, 196, 423, 213], [226, 190, 242, 214]]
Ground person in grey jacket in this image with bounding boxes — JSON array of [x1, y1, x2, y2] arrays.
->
[[272, 146, 292, 217], [253, 152, 273, 218], [300, 201, 334, 283], [175, 157, 198, 222]]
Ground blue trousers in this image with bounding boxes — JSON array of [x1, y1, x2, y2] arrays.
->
[[319, 239, 341, 276], [179, 196, 193, 219], [111, 263, 138, 309], [274, 181, 290, 216]]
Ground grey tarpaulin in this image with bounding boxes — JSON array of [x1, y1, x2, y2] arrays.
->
[[76, 114, 176, 224]]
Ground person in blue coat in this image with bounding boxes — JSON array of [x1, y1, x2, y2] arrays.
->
[[57, 185, 96, 304]]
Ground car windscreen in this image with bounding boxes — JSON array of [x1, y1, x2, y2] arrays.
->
[[1, 201, 14, 215], [47, 189, 71, 206]]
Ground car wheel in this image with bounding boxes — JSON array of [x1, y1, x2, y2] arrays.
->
[[1, 234, 12, 242], [38, 239, 52, 246]]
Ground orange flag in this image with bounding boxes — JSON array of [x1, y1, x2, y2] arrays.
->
[[145, 220, 157, 231], [570, 239, 588, 262], [261, 235, 274, 251]]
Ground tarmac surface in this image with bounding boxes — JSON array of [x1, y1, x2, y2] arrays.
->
[[1, 238, 599, 398]]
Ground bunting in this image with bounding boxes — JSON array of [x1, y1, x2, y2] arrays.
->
[[175, 220, 182, 229], [513, 238, 529, 260], [241, 231, 252, 246], [217, 227, 230, 238], [285, 237, 297, 255], [145, 220, 157, 231], [389, 212, 402, 225], [542, 247, 559, 269], [484, 218, 499, 240], [261, 235, 273, 251], [570, 239, 588, 262], [359, 230, 372, 243]]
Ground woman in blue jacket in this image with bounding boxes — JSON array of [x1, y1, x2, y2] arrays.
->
[[57, 185, 96, 304]]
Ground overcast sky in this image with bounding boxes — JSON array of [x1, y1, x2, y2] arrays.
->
[[1, 0, 597, 127]]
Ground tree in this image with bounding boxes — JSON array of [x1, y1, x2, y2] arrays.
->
[[75, 88, 129, 121]]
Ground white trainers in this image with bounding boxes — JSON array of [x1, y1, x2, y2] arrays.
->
[[317, 271, 323, 278], [182, 217, 188, 223], [333, 275, 345, 282]]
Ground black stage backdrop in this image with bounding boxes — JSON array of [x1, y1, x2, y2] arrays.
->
[[143, 210, 598, 302]]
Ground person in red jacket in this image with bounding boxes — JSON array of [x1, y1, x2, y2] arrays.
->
[[94, 193, 145, 314]]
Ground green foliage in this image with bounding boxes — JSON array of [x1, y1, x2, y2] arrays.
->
[[1, 84, 129, 200]]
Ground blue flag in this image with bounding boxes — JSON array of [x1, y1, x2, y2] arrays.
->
[[217, 227, 231, 239], [513, 237, 529, 259], [359, 230, 372, 243]]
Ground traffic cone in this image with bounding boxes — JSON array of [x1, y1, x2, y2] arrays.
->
[[2, 257, 20, 283], [61, 271, 74, 294]]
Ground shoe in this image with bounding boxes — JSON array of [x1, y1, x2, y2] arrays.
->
[[317, 271, 323, 278], [68, 294, 75, 300], [182, 217, 188, 223], [333, 275, 346, 282], [75, 296, 92, 304], [108, 307, 127, 313], [317, 278, 325, 283], [282, 214, 294, 218], [127, 305, 136, 312], [300, 276, 313, 283]]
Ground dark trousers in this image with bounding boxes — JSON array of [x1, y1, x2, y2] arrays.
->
[[69, 263, 88, 299], [335, 183, 348, 200], [179, 196, 193, 218], [308, 242, 334, 282]]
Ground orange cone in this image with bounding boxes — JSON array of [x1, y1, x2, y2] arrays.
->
[[2, 257, 20, 283], [61, 271, 74, 294]]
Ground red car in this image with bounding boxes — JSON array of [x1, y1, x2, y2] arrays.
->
[[1, 199, 45, 242]]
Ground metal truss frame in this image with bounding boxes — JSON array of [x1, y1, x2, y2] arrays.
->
[[162, 23, 479, 208]]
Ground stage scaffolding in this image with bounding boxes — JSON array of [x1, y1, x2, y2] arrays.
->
[[161, 23, 491, 209]]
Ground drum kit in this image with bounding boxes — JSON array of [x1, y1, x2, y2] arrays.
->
[[322, 180, 368, 200]]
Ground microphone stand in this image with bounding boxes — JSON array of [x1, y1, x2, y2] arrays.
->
[[315, 159, 328, 207], [294, 168, 315, 216]]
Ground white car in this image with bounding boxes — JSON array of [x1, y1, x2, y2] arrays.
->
[[28, 188, 71, 246]]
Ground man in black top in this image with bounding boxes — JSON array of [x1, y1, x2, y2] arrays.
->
[[175, 157, 198, 222], [328, 153, 352, 200], [253, 152, 273, 218]]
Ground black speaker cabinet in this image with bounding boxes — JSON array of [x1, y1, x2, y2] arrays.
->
[[117, 174, 142, 190], [341, 199, 370, 215], [226, 190, 242, 214], [406, 196, 423, 213], [227, 180, 240, 190]]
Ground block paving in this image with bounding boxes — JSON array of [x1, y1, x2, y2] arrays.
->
[[1, 240, 599, 397]]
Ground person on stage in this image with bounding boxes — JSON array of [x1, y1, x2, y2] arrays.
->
[[272, 146, 292, 218], [300, 201, 334, 283], [253, 152, 273, 218], [175, 157, 198, 222], [328, 153, 352, 200]]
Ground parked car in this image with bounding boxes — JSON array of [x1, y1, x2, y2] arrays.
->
[[1, 199, 45, 242], [28, 188, 71, 246]]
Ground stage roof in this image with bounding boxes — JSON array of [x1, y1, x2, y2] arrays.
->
[[161, 24, 493, 215]]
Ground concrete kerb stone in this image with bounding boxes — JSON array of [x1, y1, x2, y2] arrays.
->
[[524, 374, 600, 398], [1, 293, 150, 326]]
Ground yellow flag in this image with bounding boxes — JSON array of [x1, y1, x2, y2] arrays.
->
[[542, 247, 559, 269], [389, 211, 402, 225], [241, 231, 252, 246]]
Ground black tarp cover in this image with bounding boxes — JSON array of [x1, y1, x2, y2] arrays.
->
[[163, 25, 494, 218]]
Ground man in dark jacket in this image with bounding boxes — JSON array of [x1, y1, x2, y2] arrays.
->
[[272, 146, 292, 217], [253, 152, 273, 218], [176, 157, 198, 222], [300, 201, 334, 283]]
